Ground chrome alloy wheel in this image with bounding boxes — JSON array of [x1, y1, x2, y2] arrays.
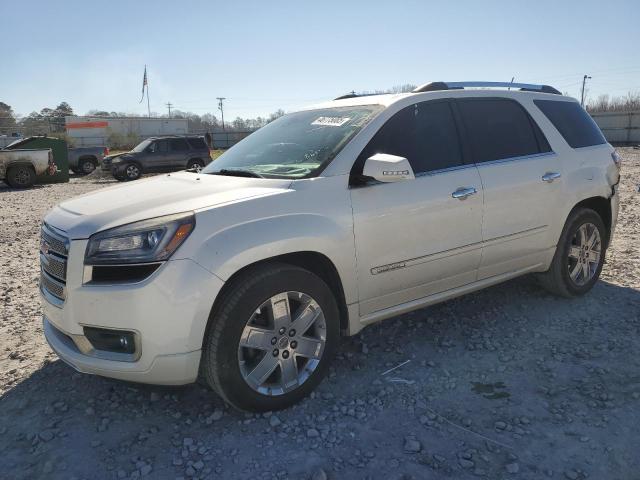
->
[[125, 164, 140, 179], [567, 222, 602, 286], [237, 291, 327, 396]]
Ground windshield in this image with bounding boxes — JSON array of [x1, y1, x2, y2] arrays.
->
[[202, 105, 383, 179], [131, 139, 152, 153]]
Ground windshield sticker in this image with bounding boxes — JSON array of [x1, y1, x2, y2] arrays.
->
[[311, 116, 351, 127]]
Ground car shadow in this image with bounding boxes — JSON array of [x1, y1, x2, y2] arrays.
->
[[1, 277, 639, 479]]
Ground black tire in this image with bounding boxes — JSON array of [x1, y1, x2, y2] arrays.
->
[[6, 165, 36, 188], [537, 208, 607, 298], [201, 263, 340, 412], [78, 158, 96, 175], [186, 158, 205, 170], [122, 162, 142, 181]]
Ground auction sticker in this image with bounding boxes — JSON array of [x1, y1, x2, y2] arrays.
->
[[311, 116, 351, 127]]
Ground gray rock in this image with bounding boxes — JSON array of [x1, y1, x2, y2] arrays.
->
[[403, 438, 422, 453], [311, 468, 328, 480], [459, 459, 475, 469], [140, 464, 152, 476], [506, 462, 519, 474], [564, 470, 579, 480], [307, 428, 320, 438], [270, 415, 282, 428], [39, 430, 55, 442]]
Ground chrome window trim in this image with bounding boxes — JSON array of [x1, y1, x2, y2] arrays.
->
[[414, 163, 475, 178], [473, 151, 556, 168]]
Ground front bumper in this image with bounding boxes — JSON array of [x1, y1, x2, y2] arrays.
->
[[44, 317, 202, 385], [41, 240, 224, 385]]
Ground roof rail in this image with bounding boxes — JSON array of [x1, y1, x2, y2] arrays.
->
[[412, 81, 561, 95], [333, 92, 389, 101]]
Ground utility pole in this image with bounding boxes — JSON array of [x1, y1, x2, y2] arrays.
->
[[217, 97, 228, 147], [165, 102, 173, 118], [581, 75, 592, 107]]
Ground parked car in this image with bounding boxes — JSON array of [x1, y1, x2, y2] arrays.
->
[[40, 81, 620, 412], [103, 136, 212, 181], [68, 146, 109, 175], [0, 148, 53, 188]]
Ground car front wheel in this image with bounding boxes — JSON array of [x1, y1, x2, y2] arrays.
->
[[123, 163, 142, 181], [201, 263, 340, 412], [537, 208, 607, 297]]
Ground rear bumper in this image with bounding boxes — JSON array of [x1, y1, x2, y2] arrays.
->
[[609, 183, 620, 245]]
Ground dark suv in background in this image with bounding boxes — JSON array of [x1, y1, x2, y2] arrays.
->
[[103, 136, 212, 181]]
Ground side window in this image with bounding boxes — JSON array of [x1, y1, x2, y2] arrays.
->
[[457, 98, 544, 163], [534, 100, 606, 148], [150, 140, 168, 153], [169, 138, 189, 152], [187, 137, 207, 150], [355, 100, 463, 176]]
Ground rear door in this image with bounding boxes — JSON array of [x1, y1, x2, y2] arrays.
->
[[350, 99, 484, 316], [455, 97, 565, 279], [168, 138, 190, 169]]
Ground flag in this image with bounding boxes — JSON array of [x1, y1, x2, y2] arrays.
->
[[139, 66, 148, 103]]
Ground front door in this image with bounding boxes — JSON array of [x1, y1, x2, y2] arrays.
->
[[145, 139, 170, 171], [350, 100, 484, 317], [455, 97, 565, 279]]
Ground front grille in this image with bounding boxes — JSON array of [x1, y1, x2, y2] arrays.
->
[[40, 224, 69, 304]]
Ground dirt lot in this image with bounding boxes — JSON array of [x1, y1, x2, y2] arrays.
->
[[1, 150, 639, 480]]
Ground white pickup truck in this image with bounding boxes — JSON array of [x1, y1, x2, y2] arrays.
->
[[0, 149, 53, 188]]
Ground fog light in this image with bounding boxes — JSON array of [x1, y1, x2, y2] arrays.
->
[[83, 327, 136, 355]]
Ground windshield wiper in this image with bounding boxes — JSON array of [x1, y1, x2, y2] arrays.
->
[[211, 168, 264, 178]]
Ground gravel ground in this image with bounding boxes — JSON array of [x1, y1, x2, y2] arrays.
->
[[1, 150, 639, 480]]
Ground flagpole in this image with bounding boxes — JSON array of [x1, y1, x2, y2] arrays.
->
[[146, 65, 151, 118]]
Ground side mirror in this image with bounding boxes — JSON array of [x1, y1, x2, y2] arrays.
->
[[362, 153, 415, 183]]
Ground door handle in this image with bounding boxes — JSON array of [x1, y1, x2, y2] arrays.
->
[[542, 172, 562, 183], [451, 187, 477, 200]]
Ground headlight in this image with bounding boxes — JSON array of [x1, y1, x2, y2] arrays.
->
[[85, 213, 195, 265], [111, 157, 123, 164]]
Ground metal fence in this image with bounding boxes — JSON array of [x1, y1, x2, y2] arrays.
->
[[591, 111, 640, 145]]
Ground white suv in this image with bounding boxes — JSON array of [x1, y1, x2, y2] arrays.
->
[[41, 81, 621, 411]]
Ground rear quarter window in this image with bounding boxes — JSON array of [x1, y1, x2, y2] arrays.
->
[[534, 100, 606, 148], [187, 138, 207, 150]]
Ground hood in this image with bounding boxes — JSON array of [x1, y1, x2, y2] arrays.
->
[[45, 172, 292, 239], [104, 152, 132, 162]]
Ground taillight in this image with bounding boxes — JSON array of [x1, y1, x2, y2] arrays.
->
[[611, 150, 622, 170]]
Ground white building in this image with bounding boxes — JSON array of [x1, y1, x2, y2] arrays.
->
[[65, 116, 189, 147]]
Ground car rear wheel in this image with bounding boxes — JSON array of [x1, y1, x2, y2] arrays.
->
[[201, 263, 340, 412], [187, 159, 205, 171], [6, 165, 36, 188], [537, 208, 607, 297]]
